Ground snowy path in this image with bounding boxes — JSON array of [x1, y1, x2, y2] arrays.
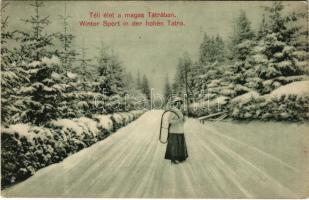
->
[[3, 110, 308, 198]]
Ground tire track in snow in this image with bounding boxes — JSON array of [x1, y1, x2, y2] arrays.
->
[[65, 120, 144, 196], [202, 130, 297, 197], [192, 132, 253, 198], [84, 113, 158, 197], [184, 128, 222, 197], [204, 123, 300, 173], [108, 121, 159, 197]]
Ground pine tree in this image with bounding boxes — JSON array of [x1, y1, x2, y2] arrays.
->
[[229, 10, 255, 59], [95, 42, 125, 96], [252, 2, 307, 93], [16, 0, 54, 62], [56, 1, 77, 70], [58, 71, 82, 118], [73, 43, 100, 116], [136, 70, 142, 90], [163, 75, 172, 103], [124, 72, 134, 86], [199, 33, 211, 64], [173, 53, 192, 96], [76, 41, 92, 91], [1, 2, 29, 124], [123, 71, 135, 95], [17, 57, 71, 125], [228, 10, 256, 87], [141, 74, 151, 101], [1, 2, 12, 65], [189, 62, 207, 98], [257, 14, 267, 40], [199, 33, 225, 64], [214, 35, 225, 63]]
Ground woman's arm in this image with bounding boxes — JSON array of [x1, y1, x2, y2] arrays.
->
[[169, 116, 185, 124], [168, 109, 184, 125]]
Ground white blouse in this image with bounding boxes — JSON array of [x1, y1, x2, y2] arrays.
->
[[168, 108, 185, 134]]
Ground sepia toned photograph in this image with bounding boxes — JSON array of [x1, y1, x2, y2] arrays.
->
[[1, 0, 308, 198]]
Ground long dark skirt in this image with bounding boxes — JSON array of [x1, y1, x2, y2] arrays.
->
[[165, 133, 188, 162]]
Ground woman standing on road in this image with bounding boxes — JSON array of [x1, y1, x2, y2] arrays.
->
[[165, 98, 188, 164]]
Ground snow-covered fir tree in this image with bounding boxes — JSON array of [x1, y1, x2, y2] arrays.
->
[[136, 70, 142, 90], [199, 33, 225, 64], [257, 14, 267, 40], [163, 75, 172, 103], [95, 42, 125, 97], [228, 11, 257, 88], [141, 74, 151, 101], [76, 42, 92, 91], [252, 2, 307, 93], [229, 10, 255, 59], [16, 0, 55, 62], [18, 57, 73, 125], [55, 1, 77, 70], [173, 53, 193, 96], [1, 3, 29, 124]]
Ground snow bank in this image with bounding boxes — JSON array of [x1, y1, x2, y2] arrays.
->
[[93, 114, 113, 131], [67, 72, 78, 79], [1, 109, 146, 188], [231, 91, 260, 104], [231, 81, 309, 105], [112, 113, 124, 127], [260, 75, 309, 94], [268, 80, 309, 97], [28, 56, 60, 68], [74, 117, 99, 138], [216, 96, 229, 105], [110, 110, 145, 130], [219, 88, 236, 97], [41, 56, 60, 65], [229, 81, 309, 121], [1, 124, 54, 144], [50, 119, 84, 139], [5, 124, 32, 140], [189, 96, 229, 117], [188, 81, 309, 121]]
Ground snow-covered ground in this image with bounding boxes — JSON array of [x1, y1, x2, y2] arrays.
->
[[231, 80, 309, 103], [268, 80, 309, 97], [3, 110, 308, 198]]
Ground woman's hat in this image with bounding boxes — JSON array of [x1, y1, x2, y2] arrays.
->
[[173, 97, 183, 104]]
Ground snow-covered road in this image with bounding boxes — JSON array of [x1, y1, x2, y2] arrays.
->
[[3, 110, 308, 198]]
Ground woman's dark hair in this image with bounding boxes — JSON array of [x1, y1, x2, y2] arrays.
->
[[173, 99, 183, 106]]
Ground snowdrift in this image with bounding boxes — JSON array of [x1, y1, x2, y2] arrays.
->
[[188, 81, 309, 121], [231, 91, 260, 105], [230, 81, 309, 121], [189, 96, 229, 117], [1, 110, 145, 188], [267, 80, 309, 97]]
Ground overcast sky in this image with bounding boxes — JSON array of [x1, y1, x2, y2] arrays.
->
[[5, 1, 306, 92]]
